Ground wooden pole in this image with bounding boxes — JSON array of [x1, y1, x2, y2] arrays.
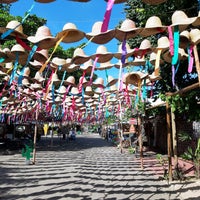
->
[[138, 115, 144, 169], [166, 101, 173, 181], [32, 108, 38, 165]]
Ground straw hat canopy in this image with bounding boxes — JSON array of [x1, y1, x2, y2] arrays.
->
[[56, 22, 85, 43], [140, 16, 167, 37], [64, 75, 76, 86], [171, 10, 197, 31], [86, 21, 115, 44], [162, 48, 188, 63], [91, 45, 113, 63], [124, 71, 148, 87], [141, 0, 167, 5], [92, 77, 105, 88], [27, 26, 58, 49], [179, 30, 190, 49], [72, 48, 91, 64], [0, 20, 27, 39], [96, 61, 114, 71], [33, 49, 48, 63], [106, 75, 118, 87], [114, 43, 135, 59], [189, 29, 200, 45], [115, 19, 142, 41]]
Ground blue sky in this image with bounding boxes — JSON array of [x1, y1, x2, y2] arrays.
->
[[10, 0, 127, 80]]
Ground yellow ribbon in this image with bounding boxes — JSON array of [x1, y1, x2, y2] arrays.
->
[[154, 49, 162, 76]]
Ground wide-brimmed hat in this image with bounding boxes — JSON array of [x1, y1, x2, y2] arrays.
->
[[61, 58, 72, 71], [72, 48, 91, 64], [0, 20, 27, 39], [56, 85, 67, 94], [179, 30, 190, 49], [91, 45, 113, 63], [33, 71, 45, 83], [171, 10, 197, 31], [148, 72, 162, 82], [67, 63, 80, 73], [33, 49, 48, 63], [78, 76, 88, 88], [85, 86, 94, 96], [141, 0, 167, 5], [92, 77, 105, 88], [162, 48, 188, 63], [29, 60, 43, 69], [86, 21, 115, 44], [106, 75, 118, 87], [27, 26, 58, 49], [56, 22, 85, 43], [189, 29, 200, 45], [114, 43, 135, 59], [51, 73, 61, 85], [115, 19, 142, 41], [95, 61, 114, 71], [70, 86, 81, 95], [64, 75, 76, 86], [149, 51, 164, 66], [50, 57, 66, 70], [124, 71, 148, 87], [140, 16, 167, 37], [134, 39, 152, 57], [114, 59, 132, 69], [132, 56, 146, 66], [80, 59, 93, 74]]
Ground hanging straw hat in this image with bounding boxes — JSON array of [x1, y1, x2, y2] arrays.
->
[[106, 75, 118, 87], [56, 85, 67, 94], [114, 43, 135, 59], [72, 48, 91, 65], [80, 59, 93, 74], [189, 29, 200, 45], [124, 71, 148, 87], [179, 30, 190, 49], [91, 45, 113, 63], [27, 26, 58, 49], [67, 63, 80, 73], [134, 39, 152, 57], [115, 19, 142, 41], [29, 60, 43, 69], [192, 11, 200, 27], [162, 48, 188, 63], [78, 76, 88, 88], [155, 36, 170, 51], [92, 77, 105, 88], [85, 21, 115, 44], [33, 49, 48, 63], [70, 86, 81, 95], [114, 59, 132, 69], [33, 71, 45, 83], [95, 61, 114, 71], [171, 10, 197, 32], [64, 75, 76, 86], [148, 72, 162, 82], [56, 22, 85, 43], [149, 51, 164, 65], [61, 58, 72, 71], [51, 73, 61, 85], [0, 20, 27, 39], [140, 16, 167, 37], [132, 56, 146, 66], [50, 57, 66, 70], [85, 86, 94, 96], [141, 0, 167, 5]]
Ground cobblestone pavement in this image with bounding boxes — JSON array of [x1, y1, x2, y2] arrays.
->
[[0, 133, 200, 200]]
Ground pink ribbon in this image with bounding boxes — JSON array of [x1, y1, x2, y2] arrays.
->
[[101, 0, 115, 32], [89, 55, 99, 85], [78, 70, 86, 93], [188, 45, 194, 73], [168, 26, 174, 56]]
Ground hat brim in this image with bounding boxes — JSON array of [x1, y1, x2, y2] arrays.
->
[[28, 37, 57, 49], [140, 27, 167, 37], [91, 53, 113, 63], [72, 56, 91, 65], [115, 29, 142, 41], [56, 29, 85, 43], [0, 27, 27, 39]]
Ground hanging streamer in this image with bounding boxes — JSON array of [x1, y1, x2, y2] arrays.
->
[[172, 25, 179, 65], [187, 45, 194, 73]]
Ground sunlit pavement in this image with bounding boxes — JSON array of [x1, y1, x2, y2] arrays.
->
[[0, 133, 200, 200]]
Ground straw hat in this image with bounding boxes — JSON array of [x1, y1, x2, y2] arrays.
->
[[72, 48, 91, 64], [92, 77, 105, 88], [33, 71, 45, 83], [0, 20, 27, 39], [51, 73, 61, 85], [61, 58, 72, 71], [95, 61, 114, 71], [132, 56, 146, 66], [148, 72, 162, 82], [140, 16, 167, 37], [134, 39, 152, 57], [56, 22, 85, 43], [171, 10, 197, 31], [192, 11, 200, 27], [33, 49, 48, 63], [162, 48, 188, 63], [91, 45, 113, 63], [115, 19, 142, 41], [189, 29, 200, 45], [50, 57, 66, 70], [86, 21, 115, 44], [80, 59, 93, 74], [124, 71, 148, 87], [56, 85, 67, 94], [27, 26, 58, 49], [70, 86, 81, 95], [85, 86, 94, 96], [106, 75, 118, 87], [149, 51, 164, 66], [67, 63, 80, 73], [30, 83, 43, 91], [114, 59, 132, 69], [64, 75, 76, 86], [155, 36, 170, 51], [29, 60, 43, 69], [141, 0, 167, 5], [78, 76, 88, 88], [179, 30, 190, 49], [114, 43, 135, 59]]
